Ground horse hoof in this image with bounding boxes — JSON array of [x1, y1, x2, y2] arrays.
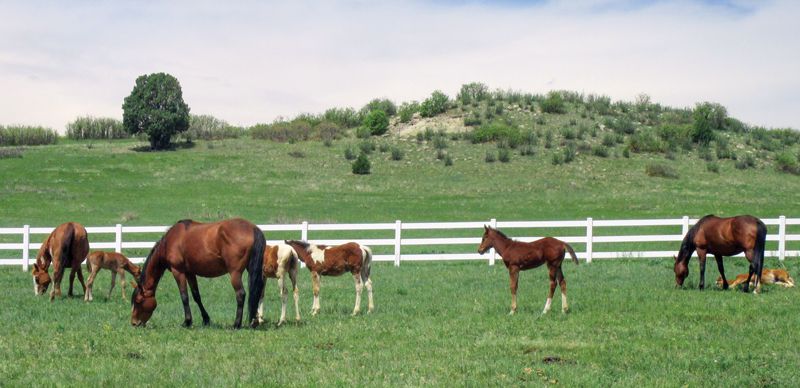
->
[[182, 320, 193, 328]]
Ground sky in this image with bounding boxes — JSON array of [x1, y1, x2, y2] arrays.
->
[[1, 0, 798, 131]]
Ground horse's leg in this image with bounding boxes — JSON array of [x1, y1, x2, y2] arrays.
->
[[75, 262, 86, 295], [278, 275, 288, 325], [364, 276, 374, 314], [289, 264, 300, 322], [107, 271, 117, 300], [508, 266, 519, 315], [84, 263, 98, 302], [743, 249, 760, 294], [68, 266, 77, 297], [118, 270, 127, 300], [352, 272, 363, 316], [172, 271, 193, 327], [256, 280, 267, 325], [187, 274, 210, 325], [230, 271, 246, 329], [697, 249, 708, 290], [557, 267, 569, 313], [714, 255, 729, 290], [50, 261, 64, 301], [311, 272, 321, 316], [543, 265, 557, 314]]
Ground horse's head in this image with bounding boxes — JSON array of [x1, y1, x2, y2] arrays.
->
[[31, 263, 51, 295], [130, 285, 156, 327], [478, 225, 494, 254], [673, 255, 688, 287]]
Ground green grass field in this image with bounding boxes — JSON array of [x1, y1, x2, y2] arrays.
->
[[1, 136, 799, 386], [1, 259, 799, 386]]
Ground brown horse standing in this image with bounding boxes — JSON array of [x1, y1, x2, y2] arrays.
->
[[131, 219, 266, 328], [478, 226, 579, 315], [85, 251, 141, 302], [284, 240, 373, 316], [673, 215, 767, 293], [256, 244, 301, 326], [31, 222, 90, 301]]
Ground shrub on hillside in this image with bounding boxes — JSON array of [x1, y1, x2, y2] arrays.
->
[[706, 161, 720, 173], [645, 163, 679, 179], [776, 152, 800, 175], [0, 125, 58, 146], [605, 117, 636, 135], [66, 116, 128, 140], [470, 122, 521, 144], [419, 91, 450, 117], [498, 148, 511, 163], [692, 102, 726, 145], [627, 129, 665, 153], [398, 101, 420, 123], [592, 145, 609, 158], [363, 110, 389, 136], [0, 147, 23, 159], [323, 107, 361, 128], [540, 91, 566, 114], [351, 153, 371, 175], [360, 98, 397, 117], [390, 147, 404, 161], [250, 120, 313, 142], [344, 147, 356, 160], [457, 82, 489, 105], [485, 151, 496, 163], [316, 121, 345, 143], [735, 154, 756, 170], [183, 114, 245, 141], [444, 155, 454, 166]]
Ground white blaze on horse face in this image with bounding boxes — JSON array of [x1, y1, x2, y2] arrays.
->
[[308, 245, 328, 263]]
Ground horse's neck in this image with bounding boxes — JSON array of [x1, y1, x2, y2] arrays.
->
[[123, 262, 139, 276], [142, 257, 167, 295], [491, 234, 513, 256]]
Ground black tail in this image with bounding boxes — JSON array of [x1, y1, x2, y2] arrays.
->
[[247, 227, 266, 327], [58, 223, 75, 277], [564, 243, 579, 265], [752, 219, 768, 290]]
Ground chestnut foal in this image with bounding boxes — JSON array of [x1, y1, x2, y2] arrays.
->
[[85, 251, 141, 301], [478, 226, 579, 315], [256, 244, 301, 326], [31, 222, 90, 301]]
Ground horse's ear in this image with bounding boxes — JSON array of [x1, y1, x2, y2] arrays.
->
[[484, 225, 489, 231], [32, 262, 40, 272], [673, 255, 678, 262]]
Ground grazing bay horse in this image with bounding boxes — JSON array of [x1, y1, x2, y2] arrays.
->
[[85, 251, 141, 302], [131, 218, 266, 328], [478, 226, 579, 315], [284, 240, 373, 316], [256, 244, 301, 326], [31, 222, 90, 301], [673, 215, 766, 293]]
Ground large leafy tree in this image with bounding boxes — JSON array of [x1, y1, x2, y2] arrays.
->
[[122, 73, 190, 150]]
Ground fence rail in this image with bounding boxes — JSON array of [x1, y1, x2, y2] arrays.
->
[[1, 216, 798, 271]]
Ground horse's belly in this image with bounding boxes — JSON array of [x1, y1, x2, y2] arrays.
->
[[184, 259, 229, 277], [707, 245, 743, 256]]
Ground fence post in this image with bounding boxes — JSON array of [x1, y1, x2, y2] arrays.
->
[[115, 224, 123, 253], [779, 215, 786, 261], [681, 216, 689, 236], [489, 218, 497, 265], [394, 220, 402, 267], [586, 218, 593, 264], [299, 221, 309, 268], [22, 225, 30, 271]]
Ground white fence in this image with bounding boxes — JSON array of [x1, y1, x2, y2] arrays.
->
[[2, 216, 798, 271]]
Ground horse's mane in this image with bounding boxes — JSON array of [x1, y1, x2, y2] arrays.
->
[[285, 240, 310, 249], [490, 227, 511, 241], [678, 215, 716, 261]]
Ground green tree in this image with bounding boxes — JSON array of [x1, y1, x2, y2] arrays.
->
[[692, 102, 726, 145], [457, 82, 489, 105], [420, 90, 449, 117], [540, 91, 566, 114], [363, 109, 390, 136], [122, 73, 190, 150], [352, 153, 371, 175]]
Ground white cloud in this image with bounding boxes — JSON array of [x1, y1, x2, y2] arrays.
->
[[0, 0, 798, 131]]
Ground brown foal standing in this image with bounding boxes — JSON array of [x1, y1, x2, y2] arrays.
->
[[478, 226, 579, 315], [85, 251, 141, 301]]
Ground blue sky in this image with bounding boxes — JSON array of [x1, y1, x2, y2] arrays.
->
[[0, 0, 797, 130]]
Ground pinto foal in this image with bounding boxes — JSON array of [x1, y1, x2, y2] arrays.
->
[[478, 226, 579, 315], [256, 244, 301, 326], [84, 251, 141, 301], [284, 240, 373, 316]]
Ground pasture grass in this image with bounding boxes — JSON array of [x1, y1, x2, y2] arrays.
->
[[1, 259, 799, 386]]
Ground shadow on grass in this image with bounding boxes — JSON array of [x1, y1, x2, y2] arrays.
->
[[131, 141, 196, 152]]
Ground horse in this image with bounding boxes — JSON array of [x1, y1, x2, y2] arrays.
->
[[256, 244, 301, 326], [716, 269, 794, 289], [284, 240, 373, 316], [31, 222, 90, 301], [673, 215, 767, 293], [85, 251, 141, 302], [478, 226, 579, 315], [131, 218, 266, 329]]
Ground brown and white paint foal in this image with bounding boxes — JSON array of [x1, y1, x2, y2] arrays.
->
[[85, 251, 141, 301], [256, 244, 301, 326], [284, 240, 373, 316]]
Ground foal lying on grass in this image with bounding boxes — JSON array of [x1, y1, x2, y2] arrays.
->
[[85, 251, 141, 301], [716, 269, 794, 289]]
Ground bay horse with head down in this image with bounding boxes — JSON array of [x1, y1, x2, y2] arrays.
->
[[478, 226, 579, 315], [32, 222, 90, 301], [674, 215, 767, 293], [131, 218, 266, 328], [284, 240, 373, 316]]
